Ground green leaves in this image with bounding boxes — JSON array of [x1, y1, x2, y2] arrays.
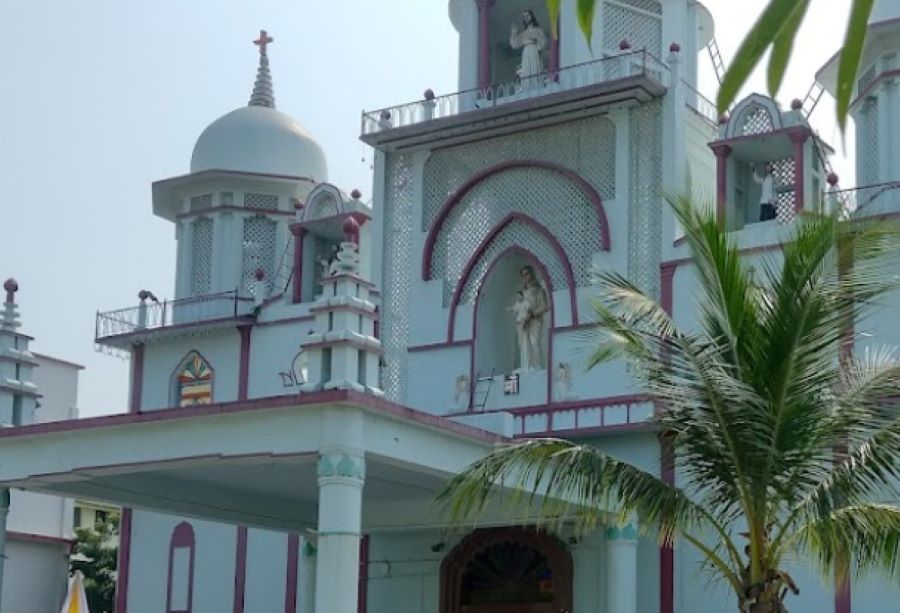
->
[[546, 0, 562, 38], [837, 0, 876, 132], [575, 0, 598, 49], [767, 0, 811, 96]]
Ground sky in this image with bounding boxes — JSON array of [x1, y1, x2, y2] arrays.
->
[[0, 0, 856, 417]]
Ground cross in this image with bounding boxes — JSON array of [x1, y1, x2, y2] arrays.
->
[[253, 30, 273, 56]]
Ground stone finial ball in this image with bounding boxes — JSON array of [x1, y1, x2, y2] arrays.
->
[[423, 88, 435, 101], [254, 268, 266, 281], [669, 42, 681, 53], [290, 197, 304, 210], [791, 98, 803, 110], [718, 113, 729, 125], [343, 216, 360, 236], [619, 39, 631, 50], [351, 189, 362, 200], [827, 172, 840, 186], [3, 278, 18, 293]]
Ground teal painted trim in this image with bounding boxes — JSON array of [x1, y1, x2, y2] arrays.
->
[[317, 453, 365, 480], [317, 456, 336, 478], [605, 522, 638, 541], [302, 541, 317, 559]]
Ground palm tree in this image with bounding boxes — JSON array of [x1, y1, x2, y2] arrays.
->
[[546, 0, 875, 130], [439, 199, 900, 612]]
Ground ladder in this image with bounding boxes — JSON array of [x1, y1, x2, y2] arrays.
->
[[272, 234, 296, 294], [707, 38, 726, 84], [470, 369, 495, 412], [801, 80, 826, 120]]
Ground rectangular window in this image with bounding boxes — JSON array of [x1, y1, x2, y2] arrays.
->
[[14, 363, 20, 381], [11, 395, 23, 426], [95, 510, 108, 525], [357, 349, 367, 387], [168, 547, 191, 611], [73, 507, 82, 528]]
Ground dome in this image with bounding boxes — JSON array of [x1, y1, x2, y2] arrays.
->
[[190, 105, 328, 180]]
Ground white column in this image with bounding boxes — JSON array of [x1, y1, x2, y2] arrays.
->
[[314, 450, 364, 613], [877, 79, 892, 185], [299, 535, 317, 613], [0, 488, 9, 610], [605, 522, 639, 613]]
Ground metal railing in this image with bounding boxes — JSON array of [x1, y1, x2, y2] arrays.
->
[[835, 180, 900, 215], [511, 395, 654, 437], [681, 79, 718, 126], [361, 50, 670, 135], [95, 290, 256, 341]]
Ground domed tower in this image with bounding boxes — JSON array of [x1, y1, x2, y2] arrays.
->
[[817, 0, 900, 213], [152, 30, 329, 301]]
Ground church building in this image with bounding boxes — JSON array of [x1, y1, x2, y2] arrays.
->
[[1, 1, 899, 612]]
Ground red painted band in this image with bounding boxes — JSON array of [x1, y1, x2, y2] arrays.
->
[[129, 344, 145, 413], [233, 526, 248, 613], [237, 325, 252, 401], [357, 534, 370, 613], [115, 508, 134, 613], [285, 533, 300, 613]]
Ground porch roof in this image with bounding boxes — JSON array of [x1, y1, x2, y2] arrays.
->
[[0, 390, 506, 532]]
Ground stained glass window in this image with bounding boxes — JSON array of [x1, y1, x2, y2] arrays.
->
[[176, 352, 213, 407]]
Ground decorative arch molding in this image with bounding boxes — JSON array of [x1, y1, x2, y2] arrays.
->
[[303, 183, 346, 221], [171, 351, 214, 407], [166, 521, 196, 613], [440, 527, 573, 613], [447, 213, 577, 341], [726, 94, 784, 138], [422, 159, 611, 281]]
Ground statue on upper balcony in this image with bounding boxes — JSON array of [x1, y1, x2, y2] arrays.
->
[[509, 264, 549, 371], [510, 10, 546, 88]]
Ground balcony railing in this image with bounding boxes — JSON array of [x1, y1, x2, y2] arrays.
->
[[361, 50, 670, 135], [681, 79, 719, 126], [95, 290, 255, 342], [833, 180, 900, 214]]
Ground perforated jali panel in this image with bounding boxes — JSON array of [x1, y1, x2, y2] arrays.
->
[[422, 117, 616, 233], [738, 105, 774, 136], [603, 1, 662, 55], [618, 0, 661, 13], [459, 220, 568, 304], [859, 98, 879, 186], [772, 158, 797, 224], [241, 216, 277, 295], [191, 218, 213, 295], [190, 194, 212, 212], [244, 192, 279, 211], [432, 166, 601, 306], [628, 101, 663, 298], [380, 153, 415, 402]]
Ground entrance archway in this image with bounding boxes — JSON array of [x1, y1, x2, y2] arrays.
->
[[440, 528, 573, 613]]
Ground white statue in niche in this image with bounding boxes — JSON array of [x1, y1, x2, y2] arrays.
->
[[554, 362, 577, 401], [454, 375, 469, 410], [509, 265, 549, 371], [510, 10, 546, 88]]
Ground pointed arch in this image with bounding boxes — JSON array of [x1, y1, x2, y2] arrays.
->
[[172, 351, 214, 407]]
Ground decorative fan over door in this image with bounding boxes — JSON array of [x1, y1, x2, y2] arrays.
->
[[441, 528, 573, 613]]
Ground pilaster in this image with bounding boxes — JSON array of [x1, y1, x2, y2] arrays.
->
[[606, 521, 639, 613], [299, 535, 317, 613], [0, 487, 9, 610], [610, 108, 632, 263]]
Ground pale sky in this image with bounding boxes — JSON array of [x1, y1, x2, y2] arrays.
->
[[0, 0, 855, 417]]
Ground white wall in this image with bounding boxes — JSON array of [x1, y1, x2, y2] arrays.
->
[[244, 528, 289, 612], [1, 538, 69, 613]]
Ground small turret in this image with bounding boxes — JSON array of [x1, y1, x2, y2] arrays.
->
[[0, 279, 40, 426]]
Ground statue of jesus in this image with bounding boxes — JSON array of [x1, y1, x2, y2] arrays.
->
[[511, 265, 549, 371], [510, 10, 547, 88]]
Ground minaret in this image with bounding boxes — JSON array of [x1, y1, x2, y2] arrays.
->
[[300, 218, 382, 395], [0, 279, 40, 426], [249, 30, 275, 108]]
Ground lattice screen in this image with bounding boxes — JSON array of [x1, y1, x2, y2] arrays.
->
[[244, 192, 279, 211], [628, 101, 663, 298], [738, 105, 775, 136], [603, 0, 662, 55], [422, 117, 616, 233], [380, 153, 415, 402], [772, 158, 797, 224], [191, 218, 213, 295], [859, 98, 879, 187], [858, 65, 877, 94], [459, 220, 569, 304], [619, 0, 661, 13], [431, 166, 602, 306], [190, 194, 212, 212], [308, 194, 340, 220], [241, 216, 277, 295]]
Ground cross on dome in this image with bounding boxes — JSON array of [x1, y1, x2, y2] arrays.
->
[[253, 30, 273, 56]]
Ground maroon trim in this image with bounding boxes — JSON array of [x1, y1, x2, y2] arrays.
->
[[254, 315, 316, 328], [790, 130, 809, 212], [852, 68, 900, 108], [7, 531, 75, 550], [711, 125, 810, 149], [711, 144, 732, 225], [285, 533, 300, 613], [296, 211, 372, 230], [467, 246, 557, 407], [0, 389, 507, 444], [291, 227, 306, 305], [408, 340, 473, 353], [357, 534, 369, 613], [476, 0, 496, 90], [237, 325, 252, 401], [115, 508, 133, 613], [447, 213, 579, 341], [660, 263, 677, 315], [156, 168, 318, 186], [177, 206, 295, 221], [661, 241, 784, 271], [548, 18, 561, 80], [166, 521, 196, 613], [100, 315, 256, 345], [303, 339, 382, 355], [423, 160, 610, 281], [130, 344, 145, 413], [233, 526, 248, 613], [659, 434, 675, 613]]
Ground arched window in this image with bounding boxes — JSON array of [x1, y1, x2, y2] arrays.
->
[[174, 352, 213, 407], [166, 522, 196, 613]]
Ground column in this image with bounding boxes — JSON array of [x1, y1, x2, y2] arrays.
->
[[0, 488, 9, 610], [606, 522, 639, 613], [476, 0, 496, 90], [790, 129, 809, 213], [712, 144, 732, 227], [877, 78, 894, 184], [299, 536, 317, 613], [291, 226, 306, 304], [314, 450, 365, 613], [548, 16, 561, 79]]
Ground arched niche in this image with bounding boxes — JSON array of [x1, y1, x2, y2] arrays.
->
[[474, 248, 551, 377], [171, 351, 214, 407], [725, 94, 784, 139], [440, 527, 573, 613]]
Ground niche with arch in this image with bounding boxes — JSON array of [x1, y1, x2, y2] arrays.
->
[[172, 351, 214, 407]]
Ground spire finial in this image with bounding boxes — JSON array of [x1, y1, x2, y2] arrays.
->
[[249, 30, 276, 108]]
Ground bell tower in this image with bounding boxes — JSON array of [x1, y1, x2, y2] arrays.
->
[[0, 280, 39, 427]]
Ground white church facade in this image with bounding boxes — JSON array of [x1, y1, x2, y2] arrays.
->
[[1, 1, 899, 612]]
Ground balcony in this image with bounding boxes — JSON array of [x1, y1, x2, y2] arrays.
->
[[95, 291, 256, 347], [835, 180, 900, 216], [360, 50, 669, 150]]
